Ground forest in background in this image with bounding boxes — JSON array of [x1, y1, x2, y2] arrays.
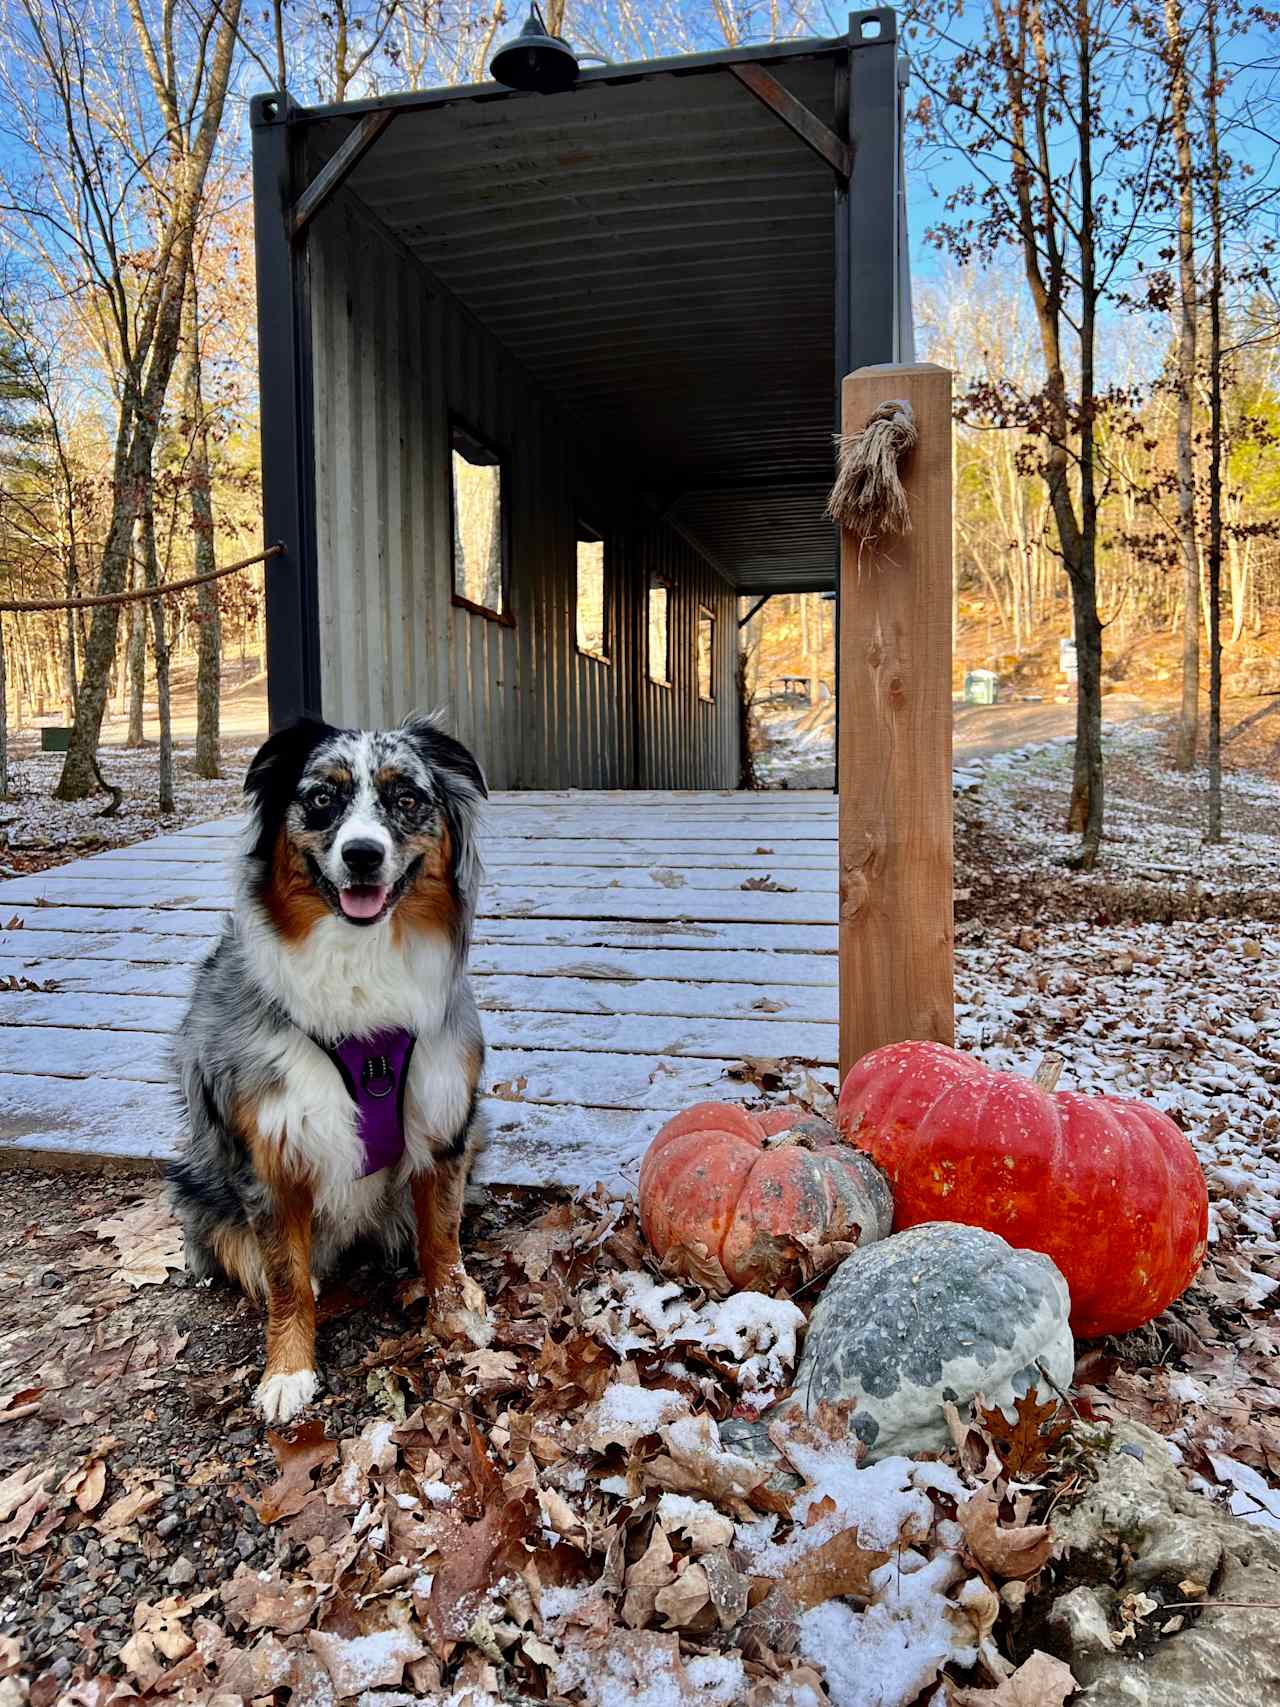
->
[[0, 0, 1276, 862]]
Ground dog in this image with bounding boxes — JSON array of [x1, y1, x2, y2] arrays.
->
[[167, 712, 488, 1424]]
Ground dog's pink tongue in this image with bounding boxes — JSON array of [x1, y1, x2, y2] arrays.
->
[[339, 884, 388, 920]]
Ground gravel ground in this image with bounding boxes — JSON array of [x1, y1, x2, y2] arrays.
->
[[0, 737, 255, 877]]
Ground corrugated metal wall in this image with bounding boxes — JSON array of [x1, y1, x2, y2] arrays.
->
[[309, 191, 737, 790]]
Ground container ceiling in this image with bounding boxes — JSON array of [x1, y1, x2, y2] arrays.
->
[[301, 47, 847, 592]]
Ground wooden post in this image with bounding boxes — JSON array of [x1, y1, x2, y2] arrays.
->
[[837, 362, 954, 1081]]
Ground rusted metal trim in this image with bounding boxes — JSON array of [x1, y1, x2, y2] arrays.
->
[[728, 62, 851, 179], [291, 109, 397, 240]]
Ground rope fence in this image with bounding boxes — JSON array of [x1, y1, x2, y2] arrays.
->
[[0, 542, 284, 615]]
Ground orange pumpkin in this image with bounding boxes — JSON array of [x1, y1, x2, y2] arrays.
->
[[836, 1040, 1209, 1338], [638, 1101, 892, 1295]]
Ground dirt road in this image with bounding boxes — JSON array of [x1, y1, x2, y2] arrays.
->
[[953, 693, 1153, 762]]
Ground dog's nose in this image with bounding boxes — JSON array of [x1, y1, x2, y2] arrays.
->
[[341, 839, 385, 879]]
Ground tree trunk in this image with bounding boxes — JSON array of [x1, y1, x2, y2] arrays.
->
[[1158, 0, 1200, 773], [1066, 578, 1104, 862], [140, 509, 175, 816], [127, 552, 147, 747], [183, 277, 221, 779], [1206, 0, 1223, 843], [0, 618, 8, 801], [53, 0, 244, 800]]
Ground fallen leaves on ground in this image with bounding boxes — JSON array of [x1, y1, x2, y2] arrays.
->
[[88, 1200, 185, 1287], [252, 1418, 338, 1523], [957, 1483, 1054, 1582], [951, 1648, 1078, 1706], [6, 1184, 1084, 1707]]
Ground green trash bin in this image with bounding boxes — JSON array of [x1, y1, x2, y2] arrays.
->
[[40, 726, 71, 752]]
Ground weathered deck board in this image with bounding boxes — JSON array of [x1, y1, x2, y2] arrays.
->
[[0, 792, 838, 1187]]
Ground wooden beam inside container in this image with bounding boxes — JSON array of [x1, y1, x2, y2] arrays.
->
[[837, 362, 954, 1080]]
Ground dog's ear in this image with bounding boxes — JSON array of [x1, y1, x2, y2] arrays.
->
[[244, 718, 336, 861], [400, 711, 488, 801], [401, 712, 486, 910]]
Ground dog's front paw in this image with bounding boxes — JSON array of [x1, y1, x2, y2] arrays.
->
[[255, 1367, 319, 1424]]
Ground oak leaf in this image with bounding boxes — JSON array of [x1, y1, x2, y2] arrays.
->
[[308, 1627, 428, 1694], [90, 1200, 185, 1287], [951, 1649, 1077, 1705], [779, 1524, 891, 1610], [252, 1420, 338, 1524], [978, 1390, 1071, 1479], [957, 1484, 1053, 1580]]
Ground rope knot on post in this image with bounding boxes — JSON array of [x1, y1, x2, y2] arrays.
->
[[826, 398, 918, 546]]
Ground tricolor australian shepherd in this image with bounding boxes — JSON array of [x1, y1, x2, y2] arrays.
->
[[167, 713, 488, 1424]]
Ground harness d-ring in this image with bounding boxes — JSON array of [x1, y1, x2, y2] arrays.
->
[[363, 1054, 395, 1098]]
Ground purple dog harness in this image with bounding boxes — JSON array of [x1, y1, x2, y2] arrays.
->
[[320, 1028, 417, 1176]]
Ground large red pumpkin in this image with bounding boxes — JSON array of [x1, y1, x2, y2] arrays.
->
[[638, 1102, 891, 1295], [836, 1040, 1209, 1338]]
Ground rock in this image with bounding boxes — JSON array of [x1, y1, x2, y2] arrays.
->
[[156, 1511, 182, 1540], [167, 1555, 198, 1587], [1044, 1419, 1280, 1706], [791, 1221, 1073, 1460], [1047, 1585, 1115, 1664]]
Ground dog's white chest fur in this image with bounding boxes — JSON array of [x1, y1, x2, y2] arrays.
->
[[243, 908, 456, 1217], [242, 906, 453, 1040]]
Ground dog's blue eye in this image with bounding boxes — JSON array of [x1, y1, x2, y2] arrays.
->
[[311, 788, 333, 810]]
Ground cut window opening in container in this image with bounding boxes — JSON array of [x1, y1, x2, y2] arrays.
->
[[451, 420, 507, 621], [576, 518, 607, 660], [697, 606, 715, 702], [648, 577, 670, 687]]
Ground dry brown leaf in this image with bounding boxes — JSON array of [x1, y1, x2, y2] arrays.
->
[[622, 1523, 676, 1629], [496, 1203, 578, 1281], [90, 1200, 185, 1287], [0, 1464, 51, 1525], [951, 1648, 1078, 1706], [647, 1415, 775, 1516], [779, 1524, 891, 1610], [97, 1479, 164, 1536], [653, 1560, 715, 1632], [329, 1415, 399, 1507], [701, 1546, 750, 1631], [657, 1497, 734, 1555], [118, 1596, 212, 1690], [73, 1460, 107, 1515], [220, 1566, 319, 1637], [958, 1484, 1053, 1581], [460, 1349, 523, 1389], [308, 1626, 428, 1694], [538, 1485, 587, 1545], [422, 1497, 533, 1655], [252, 1419, 338, 1524], [217, 1632, 297, 1698], [556, 1629, 691, 1706], [978, 1390, 1071, 1479]]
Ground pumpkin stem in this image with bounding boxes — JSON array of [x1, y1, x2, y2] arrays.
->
[[1032, 1053, 1065, 1092], [763, 1126, 816, 1151]]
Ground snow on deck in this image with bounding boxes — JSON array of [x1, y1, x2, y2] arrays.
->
[[0, 792, 839, 1187]]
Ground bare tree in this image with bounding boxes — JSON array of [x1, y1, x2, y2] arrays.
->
[[180, 271, 221, 778], [1205, 0, 1224, 841], [1165, 0, 1203, 770], [0, 0, 243, 801], [913, 0, 1167, 867]]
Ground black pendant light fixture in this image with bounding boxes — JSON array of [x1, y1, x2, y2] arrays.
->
[[490, 3, 580, 94]]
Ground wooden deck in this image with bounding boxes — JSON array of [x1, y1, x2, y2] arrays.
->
[[0, 792, 837, 1188]]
